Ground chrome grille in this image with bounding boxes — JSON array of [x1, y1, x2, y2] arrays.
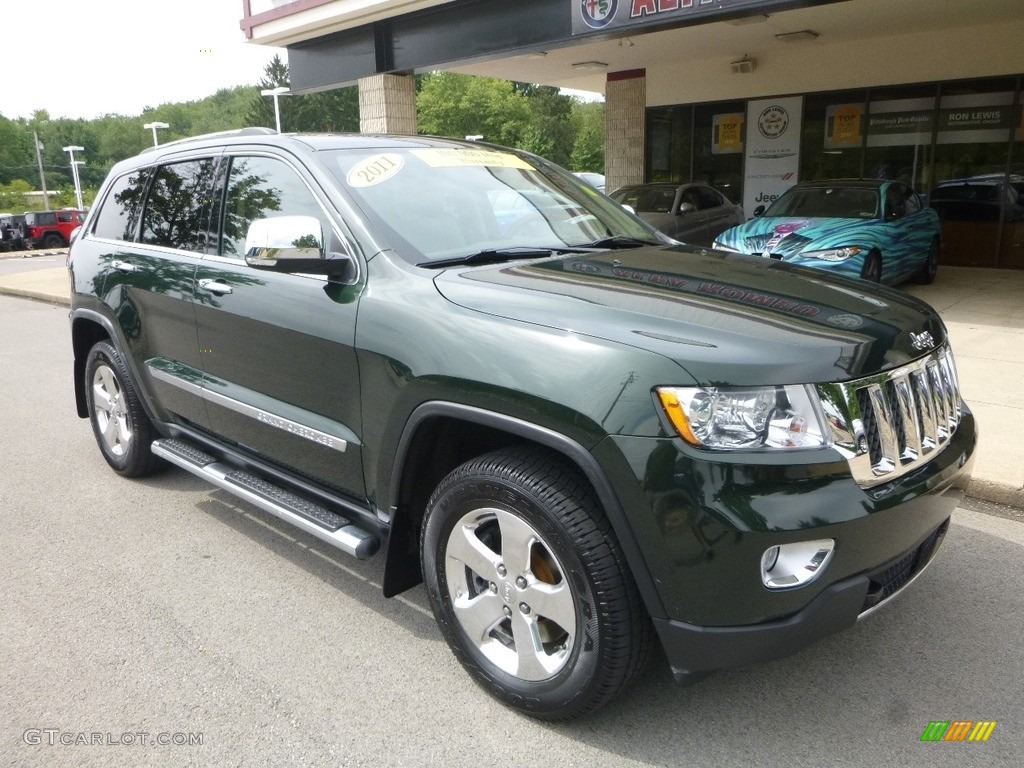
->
[[816, 345, 963, 488]]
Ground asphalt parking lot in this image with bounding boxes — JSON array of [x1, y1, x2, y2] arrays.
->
[[1, 294, 1022, 768]]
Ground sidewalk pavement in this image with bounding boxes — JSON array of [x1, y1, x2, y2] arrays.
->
[[1, 254, 1022, 510]]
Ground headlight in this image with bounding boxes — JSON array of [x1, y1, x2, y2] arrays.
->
[[656, 385, 827, 449], [799, 246, 864, 262]]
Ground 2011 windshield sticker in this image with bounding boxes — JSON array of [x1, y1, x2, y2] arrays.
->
[[346, 154, 404, 188]]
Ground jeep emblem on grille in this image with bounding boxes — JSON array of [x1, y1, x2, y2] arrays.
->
[[909, 330, 935, 351]]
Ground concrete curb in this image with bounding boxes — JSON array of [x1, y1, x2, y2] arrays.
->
[[0, 286, 70, 307], [966, 478, 1024, 511]]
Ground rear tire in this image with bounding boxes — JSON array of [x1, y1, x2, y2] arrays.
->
[[913, 238, 939, 285], [84, 341, 163, 477], [421, 447, 651, 720]]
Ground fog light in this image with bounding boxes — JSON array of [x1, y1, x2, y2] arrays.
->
[[761, 539, 835, 589]]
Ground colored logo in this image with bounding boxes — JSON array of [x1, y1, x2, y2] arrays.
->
[[920, 721, 997, 742], [758, 105, 790, 139], [580, 0, 617, 29], [764, 219, 811, 252]]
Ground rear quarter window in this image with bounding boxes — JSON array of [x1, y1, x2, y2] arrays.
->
[[92, 169, 152, 242]]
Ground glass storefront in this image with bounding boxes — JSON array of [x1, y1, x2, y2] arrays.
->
[[647, 75, 1024, 268]]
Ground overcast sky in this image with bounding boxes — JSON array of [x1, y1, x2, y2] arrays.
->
[[5, 0, 284, 121]]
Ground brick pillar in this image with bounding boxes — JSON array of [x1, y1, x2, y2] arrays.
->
[[358, 73, 418, 134], [605, 69, 646, 192]]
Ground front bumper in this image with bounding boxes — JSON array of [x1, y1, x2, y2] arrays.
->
[[598, 406, 975, 681], [653, 515, 951, 683]]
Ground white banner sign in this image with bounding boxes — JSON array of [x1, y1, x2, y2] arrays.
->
[[743, 96, 803, 215]]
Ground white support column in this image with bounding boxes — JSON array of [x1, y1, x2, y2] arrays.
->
[[605, 69, 647, 192], [358, 73, 418, 134]]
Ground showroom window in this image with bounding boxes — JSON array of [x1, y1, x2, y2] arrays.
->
[[800, 90, 867, 182], [693, 102, 745, 204]]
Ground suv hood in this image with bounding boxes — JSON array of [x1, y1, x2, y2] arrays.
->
[[433, 246, 945, 386]]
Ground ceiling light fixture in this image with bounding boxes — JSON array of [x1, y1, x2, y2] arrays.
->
[[775, 29, 820, 43], [727, 13, 769, 26]]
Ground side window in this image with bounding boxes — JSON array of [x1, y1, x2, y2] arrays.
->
[[696, 186, 724, 209], [219, 155, 332, 259], [903, 184, 921, 214], [92, 169, 152, 242], [57, 211, 74, 223], [140, 159, 217, 252], [680, 188, 702, 210]]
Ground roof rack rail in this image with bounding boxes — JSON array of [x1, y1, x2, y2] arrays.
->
[[140, 126, 279, 154]]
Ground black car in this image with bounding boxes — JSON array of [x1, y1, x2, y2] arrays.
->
[[0, 213, 26, 251], [929, 175, 1024, 223], [68, 129, 975, 720]]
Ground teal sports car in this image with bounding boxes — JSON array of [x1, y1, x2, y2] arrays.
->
[[713, 180, 940, 285]]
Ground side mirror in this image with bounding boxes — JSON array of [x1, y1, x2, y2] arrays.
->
[[677, 202, 697, 214], [244, 216, 354, 281], [69, 225, 82, 246], [753, 205, 766, 218]]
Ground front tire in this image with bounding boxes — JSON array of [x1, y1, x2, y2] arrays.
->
[[84, 341, 163, 477], [861, 251, 882, 283], [421, 447, 651, 720]]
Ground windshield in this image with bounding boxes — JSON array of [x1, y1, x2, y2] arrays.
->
[[324, 146, 662, 265], [765, 186, 880, 219]]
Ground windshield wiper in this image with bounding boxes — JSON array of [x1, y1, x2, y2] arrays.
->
[[419, 247, 558, 269], [581, 235, 662, 250]]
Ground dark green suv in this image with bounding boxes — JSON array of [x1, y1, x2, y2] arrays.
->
[[68, 129, 976, 720]]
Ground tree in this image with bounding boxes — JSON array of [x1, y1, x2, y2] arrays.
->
[[569, 101, 605, 173], [417, 72, 533, 146], [247, 54, 359, 133]]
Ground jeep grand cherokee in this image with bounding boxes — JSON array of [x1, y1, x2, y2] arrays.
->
[[68, 129, 976, 720]]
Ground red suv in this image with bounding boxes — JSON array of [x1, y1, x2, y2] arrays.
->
[[23, 209, 86, 249]]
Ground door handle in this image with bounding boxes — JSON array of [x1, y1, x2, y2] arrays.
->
[[111, 260, 137, 274], [198, 278, 233, 295]]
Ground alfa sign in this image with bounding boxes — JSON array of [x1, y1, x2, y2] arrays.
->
[[573, 0, 832, 35]]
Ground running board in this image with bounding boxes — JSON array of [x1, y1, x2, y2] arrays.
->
[[152, 438, 379, 559]]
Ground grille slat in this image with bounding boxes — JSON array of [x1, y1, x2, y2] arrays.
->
[[819, 345, 964, 488]]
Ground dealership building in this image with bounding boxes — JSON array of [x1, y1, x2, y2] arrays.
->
[[241, 0, 1024, 268]]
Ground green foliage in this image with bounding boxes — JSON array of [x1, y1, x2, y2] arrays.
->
[[417, 73, 603, 173], [569, 101, 606, 173], [0, 60, 606, 210], [0, 179, 32, 211], [417, 72, 533, 147], [247, 54, 359, 133]]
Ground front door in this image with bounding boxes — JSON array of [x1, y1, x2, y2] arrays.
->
[[193, 152, 366, 501]]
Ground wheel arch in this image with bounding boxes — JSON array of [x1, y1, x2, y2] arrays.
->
[[381, 401, 667, 620], [71, 309, 116, 417]]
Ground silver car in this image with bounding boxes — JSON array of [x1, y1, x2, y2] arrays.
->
[[609, 182, 745, 246]]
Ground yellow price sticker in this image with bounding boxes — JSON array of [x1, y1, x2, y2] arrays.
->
[[410, 148, 534, 170]]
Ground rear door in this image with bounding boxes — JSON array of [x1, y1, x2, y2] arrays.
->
[[89, 158, 217, 429], [696, 186, 740, 244], [193, 151, 367, 501]]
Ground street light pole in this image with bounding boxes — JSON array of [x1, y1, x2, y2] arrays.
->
[[260, 87, 290, 133], [143, 121, 170, 147], [63, 145, 85, 211]]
